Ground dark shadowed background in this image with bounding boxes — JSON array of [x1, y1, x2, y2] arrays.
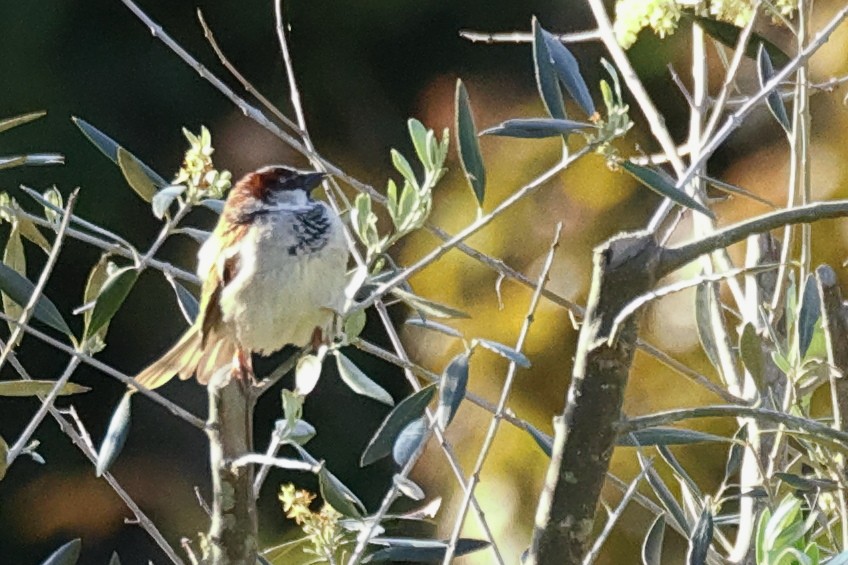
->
[[2, 0, 848, 563]]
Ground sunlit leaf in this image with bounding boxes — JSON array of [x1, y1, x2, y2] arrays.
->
[[73, 117, 168, 187], [526, 424, 553, 457], [408, 119, 430, 168], [695, 281, 722, 370], [393, 474, 425, 500], [756, 43, 791, 134], [344, 309, 367, 340], [774, 471, 837, 492], [640, 452, 688, 533], [404, 317, 463, 338], [724, 424, 747, 479], [798, 274, 820, 358], [96, 392, 132, 477], [538, 24, 596, 116], [167, 278, 199, 325], [393, 417, 429, 466], [0, 261, 72, 336], [81, 256, 111, 347], [85, 267, 139, 340], [0, 111, 46, 134], [436, 351, 470, 429], [151, 185, 186, 219], [642, 514, 666, 565], [294, 354, 322, 396], [392, 287, 470, 319], [702, 176, 776, 208], [361, 385, 436, 466], [336, 352, 393, 406], [532, 17, 567, 120], [199, 199, 225, 214], [3, 226, 26, 335], [622, 161, 714, 219], [0, 435, 7, 481], [455, 79, 486, 205], [476, 338, 531, 368], [117, 147, 159, 203], [391, 149, 417, 187], [0, 380, 90, 397], [39, 538, 82, 565], [318, 466, 365, 518], [480, 118, 592, 138]]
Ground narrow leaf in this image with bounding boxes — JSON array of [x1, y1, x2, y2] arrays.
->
[[39, 538, 82, 565], [618, 427, 728, 446], [702, 175, 776, 208], [539, 24, 596, 116], [642, 514, 666, 565], [532, 17, 567, 120], [3, 226, 26, 334], [96, 392, 132, 477], [150, 185, 186, 219], [622, 161, 714, 219], [0, 261, 72, 336], [738, 323, 765, 387], [72, 117, 168, 187], [798, 273, 820, 358], [318, 466, 365, 518], [476, 338, 531, 368], [336, 352, 394, 406], [408, 119, 430, 168], [167, 278, 199, 325], [640, 452, 688, 533], [0, 111, 46, 134], [0, 380, 90, 397], [455, 79, 486, 205], [86, 267, 139, 340], [0, 435, 7, 481], [392, 287, 470, 319], [361, 385, 436, 466], [724, 424, 748, 479], [364, 538, 489, 563], [199, 199, 225, 214], [526, 424, 553, 457], [391, 149, 417, 187], [481, 118, 592, 138], [393, 417, 429, 466], [687, 505, 714, 565], [404, 317, 463, 338], [690, 15, 790, 68], [117, 147, 159, 203], [393, 474, 425, 500], [436, 351, 470, 429], [81, 256, 111, 345], [756, 43, 791, 134], [695, 282, 722, 369], [343, 309, 367, 340], [108, 553, 121, 565]]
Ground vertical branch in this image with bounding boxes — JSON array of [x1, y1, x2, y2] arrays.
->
[[207, 366, 258, 565]]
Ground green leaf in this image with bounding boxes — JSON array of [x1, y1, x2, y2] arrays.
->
[[774, 471, 837, 492], [361, 384, 436, 466], [73, 117, 168, 187], [476, 338, 531, 368], [3, 226, 26, 335], [756, 43, 791, 134], [532, 17, 567, 120], [798, 273, 820, 358], [0, 111, 46, 135], [0, 434, 7, 481], [318, 466, 365, 518], [408, 119, 430, 168], [167, 278, 199, 325], [393, 474, 425, 500], [0, 261, 72, 336], [436, 351, 470, 429], [391, 287, 470, 319], [391, 149, 417, 187], [538, 24, 596, 117], [39, 538, 82, 565], [0, 380, 90, 397], [687, 505, 714, 565], [117, 147, 159, 203], [393, 416, 428, 466], [481, 118, 593, 138], [108, 552, 121, 565], [618, 427, 729, 446], [695, 281, 722, 370], [621, 161, 714, 219], [81, 256, 111, 348], [150, 185, 186, 219], [364, 538, 490, 563], [455, 79, 487, 205], [96, 392, 132, 477], [85, 267, 138, 340], [640, 452, 689, 533], [335, 351, 394, 405], [343, 309, 367, 340], [690, 15, 790, 68], [724, 425, 747, 479], [642, 514, 666, 565]]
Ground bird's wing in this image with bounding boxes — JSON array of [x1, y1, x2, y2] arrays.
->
[[197, 222, 247, 348]]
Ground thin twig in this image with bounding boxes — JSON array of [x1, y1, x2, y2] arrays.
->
[[459, 29, 601, 44], [443, 224, 561, 564]]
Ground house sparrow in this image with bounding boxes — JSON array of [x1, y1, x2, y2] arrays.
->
[[135, 166, 349, 389]]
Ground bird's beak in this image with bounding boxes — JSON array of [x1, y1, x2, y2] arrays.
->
[[300, 171, 327, 192]]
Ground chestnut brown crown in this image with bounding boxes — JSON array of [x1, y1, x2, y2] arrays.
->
[[237, 166, 326, 201]]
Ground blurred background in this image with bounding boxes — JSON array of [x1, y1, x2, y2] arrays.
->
[[1, 0, 848, 563]]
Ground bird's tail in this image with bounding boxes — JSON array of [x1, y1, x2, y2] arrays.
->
[[133, 326, 237, 390]]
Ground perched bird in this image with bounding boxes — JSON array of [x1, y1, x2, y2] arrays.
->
[[135, 166, 349, 389]]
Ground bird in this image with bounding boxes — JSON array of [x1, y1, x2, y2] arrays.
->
[[134, 165, 349, 389]]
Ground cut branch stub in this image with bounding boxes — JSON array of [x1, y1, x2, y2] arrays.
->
[[528, 231, 663, 564]]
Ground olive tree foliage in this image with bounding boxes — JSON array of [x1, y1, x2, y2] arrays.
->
[[4, 0, 848, 564]]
